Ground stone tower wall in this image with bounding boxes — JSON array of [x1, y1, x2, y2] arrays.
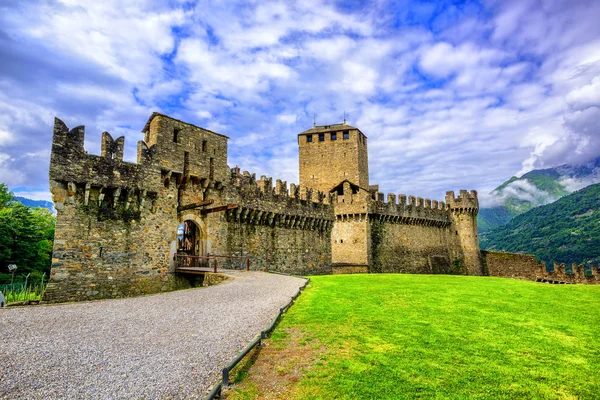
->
[[330, 181, 371, 273], [446, 190, 482, 275], [45, 118, 191, 302], [298, 126, 369, 193], [141, 113, 229, 184]]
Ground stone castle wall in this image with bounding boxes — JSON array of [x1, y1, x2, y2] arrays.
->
[[209, 168, 334, 275], [45, 116, 334, 302], [45, 112, 506, 303], [369, 193, 463, 274]]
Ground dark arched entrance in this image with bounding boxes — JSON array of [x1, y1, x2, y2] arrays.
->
[[177, 220, 203, 256]]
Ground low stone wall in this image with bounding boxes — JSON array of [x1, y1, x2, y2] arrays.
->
[[482, 251, 544, 281], [481, 250, 600, 284]]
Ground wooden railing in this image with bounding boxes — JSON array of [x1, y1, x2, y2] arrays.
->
[[174, 254, 251, 273]]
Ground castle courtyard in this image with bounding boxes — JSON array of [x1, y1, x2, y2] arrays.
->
[[0, 271, 305, 399]]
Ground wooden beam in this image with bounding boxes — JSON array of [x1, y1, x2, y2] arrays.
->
[[178, 199, 214, 212], [201, 204, 239, 215]]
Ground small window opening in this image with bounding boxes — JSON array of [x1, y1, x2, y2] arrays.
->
[[173, 128, 181, 143], [340, 239, 343, 243], [306, 135, 313, 143], [331, 132, 337, 140], [343, 130, 349, 140], [319, 133, 325, 142], [202, 140, 207, 152]]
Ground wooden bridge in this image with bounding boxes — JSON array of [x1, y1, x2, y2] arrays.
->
[[174, 254, 251, 274]]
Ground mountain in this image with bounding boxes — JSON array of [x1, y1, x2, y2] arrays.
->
[[480, 183, 600, 266], [15, 196, 55, 213], [478, 156, 600, 233]]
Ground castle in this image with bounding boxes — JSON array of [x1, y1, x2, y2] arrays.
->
[[44, 113, 485, 302]]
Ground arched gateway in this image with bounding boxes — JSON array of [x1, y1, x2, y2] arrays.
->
[[173, 215, 210, 270]]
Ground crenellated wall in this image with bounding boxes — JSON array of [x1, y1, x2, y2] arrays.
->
[[210, 167, 334, 275]]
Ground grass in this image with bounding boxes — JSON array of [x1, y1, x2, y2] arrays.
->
[[227, 274, 600, 399], [1, 279, 46, 305]]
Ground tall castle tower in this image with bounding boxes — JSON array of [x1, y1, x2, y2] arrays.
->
[[298, 122, 369, 193], [446, 190, 482, 275]]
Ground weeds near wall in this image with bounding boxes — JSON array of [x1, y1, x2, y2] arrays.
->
[[1, 273, 47, 305], [451, 258, 467, 275]]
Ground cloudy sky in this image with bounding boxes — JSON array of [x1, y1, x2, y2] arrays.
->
[[1, 0, 599, 204]]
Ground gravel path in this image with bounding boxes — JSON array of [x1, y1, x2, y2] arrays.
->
[[0, 271, 306, 399]]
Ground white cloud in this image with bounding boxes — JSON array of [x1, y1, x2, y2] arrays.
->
[[566, 76, 600, 111], [1, 0, 600, 203]]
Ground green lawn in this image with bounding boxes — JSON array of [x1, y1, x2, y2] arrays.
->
[[229, 274, 600, 399]]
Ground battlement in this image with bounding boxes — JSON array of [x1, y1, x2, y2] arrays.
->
[[370, 191, 451, 227], [228, 167, 333, 208], [445, 190, 479, 213], [50, 118, 146, 189]]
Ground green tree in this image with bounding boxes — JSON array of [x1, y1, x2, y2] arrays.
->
[[0, 184, 55, 284]]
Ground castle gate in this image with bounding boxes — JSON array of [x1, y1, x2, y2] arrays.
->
[[174, 214, 210, 270]]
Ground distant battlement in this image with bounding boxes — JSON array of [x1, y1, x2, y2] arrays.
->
[[229, 167, 333, 207], [445, 190, 479, 213], [224, 167, 334, 231], [370, 191, 451, 227]]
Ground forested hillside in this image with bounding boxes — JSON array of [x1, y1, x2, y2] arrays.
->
[[480, 183, 600, 265], [0, 184, 55, 284]]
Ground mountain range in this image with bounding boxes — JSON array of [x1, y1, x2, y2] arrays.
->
[[14, 197, 55, 213], [478, 157, 600, 233]]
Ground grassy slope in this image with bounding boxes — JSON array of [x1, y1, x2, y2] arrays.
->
[[229, 275, 600, 399], [480, 183, 600, 265]]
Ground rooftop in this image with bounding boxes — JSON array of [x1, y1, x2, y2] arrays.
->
[[299, 122, 364, 136], [142, 112, 229, 139]]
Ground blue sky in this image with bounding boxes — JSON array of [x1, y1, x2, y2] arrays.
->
[[0, 0, 599, 204]]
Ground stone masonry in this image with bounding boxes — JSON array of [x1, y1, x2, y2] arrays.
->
[[45, 113, 483, 302]]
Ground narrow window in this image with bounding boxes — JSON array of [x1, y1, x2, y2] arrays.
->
[[343, 130, 349, 139], [306, 135, 313, 143], [202, 140, 207, 152], [173, 128, 181, 143], [319, 133, 325, 142], [331, 132, 337, 140], [340, 239, 343, 244]]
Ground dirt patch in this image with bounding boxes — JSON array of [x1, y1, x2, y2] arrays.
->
[[224, 327, 327, 399]]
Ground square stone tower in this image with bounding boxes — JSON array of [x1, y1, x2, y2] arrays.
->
[[298, 122, 369, 193]]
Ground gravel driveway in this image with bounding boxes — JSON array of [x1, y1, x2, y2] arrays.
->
[[0, 271, 307, 399]]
